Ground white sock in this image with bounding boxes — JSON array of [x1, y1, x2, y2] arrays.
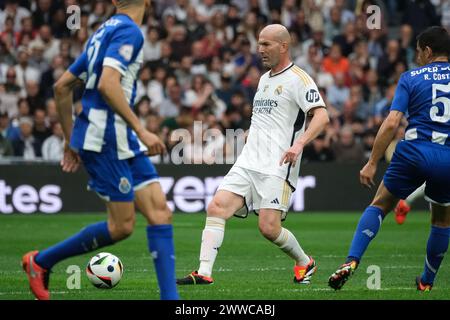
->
[[198, 217, 226, 277], [273, 228, 310, 266], [406, 183, 426, 206]]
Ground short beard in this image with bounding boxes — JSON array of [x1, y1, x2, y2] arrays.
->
[[263, 57, 279, 69]]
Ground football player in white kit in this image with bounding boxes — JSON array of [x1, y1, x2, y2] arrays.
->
[[177, 24, 330, 285]]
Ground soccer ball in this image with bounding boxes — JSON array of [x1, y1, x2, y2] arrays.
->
[[86, 252, 123, 289]]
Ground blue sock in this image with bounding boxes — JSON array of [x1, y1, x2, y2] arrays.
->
[[347, 206, 385, 263], [147, 224, 179, 300], [421, 225, 450, 285], [35, 221, 114, 270]]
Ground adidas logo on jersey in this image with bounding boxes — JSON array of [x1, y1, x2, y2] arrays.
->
[[270, 198, 280, 204]]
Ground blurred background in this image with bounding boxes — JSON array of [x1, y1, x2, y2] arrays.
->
[[0, 0, 448, 166]]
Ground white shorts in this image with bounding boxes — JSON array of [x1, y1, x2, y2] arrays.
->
[[217, 166, 293, 220]]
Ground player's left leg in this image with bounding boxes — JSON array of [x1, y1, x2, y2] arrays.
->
[[328, 182, 399, 290], [134, 182, 179, 300], [416, 203, 450, 291], [258, 209, 316, 284], [131, 155, 178, 300]]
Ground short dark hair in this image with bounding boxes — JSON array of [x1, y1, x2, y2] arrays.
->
[[417, 26, 450, 57]]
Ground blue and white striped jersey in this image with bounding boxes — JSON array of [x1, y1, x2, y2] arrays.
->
[[68, 13, 146, 160], [391, 61, 450, 147]]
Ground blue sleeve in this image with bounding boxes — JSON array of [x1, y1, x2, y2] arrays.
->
[[103, 24, 143, 76], [68, 51, 88, 81], [390, 73, 410, 113]]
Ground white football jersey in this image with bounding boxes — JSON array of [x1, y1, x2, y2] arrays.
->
[[234, 63, 326, 190]]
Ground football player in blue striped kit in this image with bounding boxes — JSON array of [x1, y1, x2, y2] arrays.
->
[[21, 0, 179, 300], [329, 26, 450, 291]]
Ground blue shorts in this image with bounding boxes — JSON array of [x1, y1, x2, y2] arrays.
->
[[79, 150, 159, 202], [384, 140, 450, 206]]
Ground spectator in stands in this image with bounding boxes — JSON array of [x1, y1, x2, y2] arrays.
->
[[1, 0, 446, 164], [30, 24, 60, 64], [32, 108, 51, 146], [170, 24, 192, 64], [143, 27, 162, 62], [215, 73, 236, 107], [39, 55, 65, 100], [41, 121, 64, 161], [302, 132, 335, 163], [363, 68, 382, 114], [322, 42, 350, 77], [362, 128, 377, 161], [45, 98, 58, 124], [0, 0, 31, 33], [399, 24, 416, 69], [377, 39, 406, 87], [135, 96, 152, 127], [402, 0, 440, 38], [295, 44, 319, 76], [0, 130, 13, 157], [327, 72, 349, 112], [338, 100, 365, 136], [331, 125, 365, 164], [324, 6, 343, 44], [374, 83, 397, 123], [159, 83, 184, 118], [12, 116, 41, 159], [163, 0, 189, 23], [14, 46, 40, 90], [0, 110, 14, 140], [32, 0, 54, 29]]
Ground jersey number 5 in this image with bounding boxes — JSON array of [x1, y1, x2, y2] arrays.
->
[[431, 82, 450, 123]]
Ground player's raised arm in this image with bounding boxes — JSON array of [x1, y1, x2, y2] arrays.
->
[[97, 67, 166, 156]]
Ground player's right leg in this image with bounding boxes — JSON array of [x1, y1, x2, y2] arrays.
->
[[22, 150, 135, 300], [329, 140, 424, 290], [416, 203, 450, 291], [416, 147, 450, 291], [176, 189, 245, 285]]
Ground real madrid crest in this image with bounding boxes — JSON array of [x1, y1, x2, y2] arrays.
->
[[275, 85, 283, 95]]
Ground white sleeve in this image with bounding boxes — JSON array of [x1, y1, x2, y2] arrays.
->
[[293, 73, 326, 113]]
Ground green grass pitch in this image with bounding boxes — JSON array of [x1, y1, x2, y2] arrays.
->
[[1, 212, 449, 300]]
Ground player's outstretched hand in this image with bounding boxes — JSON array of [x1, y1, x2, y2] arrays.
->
[[360, 161, 377, 188], [61, 144, 81, 173], [138, 129, 167, 156], [280, 143, 304, 167]]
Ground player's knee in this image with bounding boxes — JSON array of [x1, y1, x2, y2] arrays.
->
[[109, 218, 135, 241], [207, 199, 225, 218], [258, 221, 279, 241], [153, 206, 173, 225]]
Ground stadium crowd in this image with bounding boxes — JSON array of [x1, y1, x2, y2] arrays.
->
[[0, 0, 449, 163]]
